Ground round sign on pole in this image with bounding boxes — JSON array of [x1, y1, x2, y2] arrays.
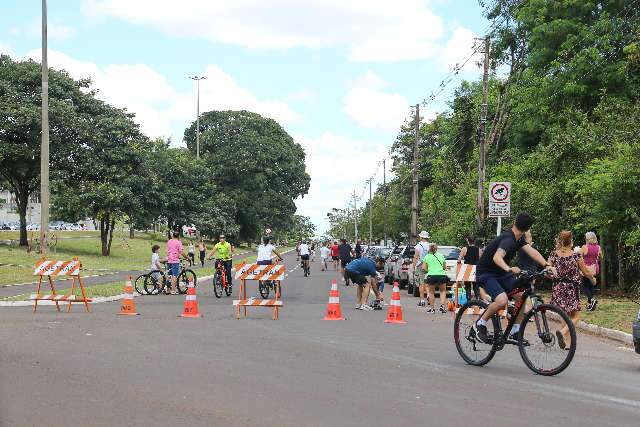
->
[[490, 183, 510, 202]]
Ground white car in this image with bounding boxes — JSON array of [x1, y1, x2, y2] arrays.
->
[[26, 223, 40, 230], [65, 223, 82, 231]]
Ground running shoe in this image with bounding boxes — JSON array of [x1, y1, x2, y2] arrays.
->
[[355, 304, 362, 309], [438, 304, 448, 313], [360, 305, 374, 311], [425, 307, 436, 314], [590, 298, 599, 311], [417, 300, 426, 307], [473, 322, 490, 344]]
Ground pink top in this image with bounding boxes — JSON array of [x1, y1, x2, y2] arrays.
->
[[167, 239, 183, 263], [583, 243, 600, 273]]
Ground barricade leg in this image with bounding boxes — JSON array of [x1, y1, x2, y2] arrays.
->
[[67, 276, 76, 313], [48, 276, 61, 312], [78, 276, 90, 313], [33, 276, 42, 313]]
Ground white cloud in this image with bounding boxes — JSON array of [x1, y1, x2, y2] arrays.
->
[[0, 42, 12, 56], [294, 132, 390, 232], [24, 49, 297, 140], [85, 0, 444, 62], [440, 26, 482, 73], [343, 71, 409, 132]]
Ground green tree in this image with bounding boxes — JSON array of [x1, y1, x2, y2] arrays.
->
[[183, 110, 310, 241]]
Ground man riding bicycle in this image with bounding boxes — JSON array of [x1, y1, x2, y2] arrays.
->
[[299, 240, 310, 274], [473, 213, 555, 344], [257, 237, 283, 265], [207, 234, 234, 286]]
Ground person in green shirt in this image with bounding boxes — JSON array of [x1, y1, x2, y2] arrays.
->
[[422, 243, 449, 314], [207, 234, 235, 285]]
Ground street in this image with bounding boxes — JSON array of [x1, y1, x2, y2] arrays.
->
[[1, 250, 639, 427]]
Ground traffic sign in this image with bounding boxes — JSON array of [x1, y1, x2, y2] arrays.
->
[[489, 182, 511, 218]]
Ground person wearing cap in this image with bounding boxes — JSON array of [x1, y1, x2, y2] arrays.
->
[[207, 234, 235, 286], [412, 231, 430, 307]]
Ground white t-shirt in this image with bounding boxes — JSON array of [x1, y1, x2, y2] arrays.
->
[[188, 243, 195, 254], [150, 252, 160, 271], [414, 241, 429, 266], [257, 244, 275, 262], [320, 246, 330, 258], [299, 243, 310, 256]]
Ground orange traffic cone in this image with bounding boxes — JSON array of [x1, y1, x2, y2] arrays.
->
[[180, 279, 202, 318], [323, 279, 345, 320], [384, 281, 406, 324], [119, 276, 139, 316]]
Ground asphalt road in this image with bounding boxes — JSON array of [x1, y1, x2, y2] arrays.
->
[[1, 251, 639, 427]]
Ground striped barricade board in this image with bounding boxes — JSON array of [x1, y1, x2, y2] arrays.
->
[[455, 264, 476, 283], [234, 263, 285, 281], [34, 259, 81, 276], [30, 294, 94, 302], [233, 298, 283, 307]]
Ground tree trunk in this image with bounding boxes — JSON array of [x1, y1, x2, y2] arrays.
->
[[617, 240, 624, 290], [100, 213, 110, 256], [107, 218, 116, 256], [129, 218, 134, 239], [13, 187, 30, 247]]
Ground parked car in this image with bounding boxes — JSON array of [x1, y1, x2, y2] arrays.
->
[[26, 223, 40, 231], [405, 245, 461, 297], [0, 223, 10, 230], [384, 245, 411, 288], [633, 306, 640, 354], [7, 222, 19, 230], [369, 246, 393, 264], [50, 221, 65, 230], [64, 223, 82, 231]]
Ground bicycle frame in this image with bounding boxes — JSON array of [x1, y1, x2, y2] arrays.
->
[[214, 260, 230, 289]]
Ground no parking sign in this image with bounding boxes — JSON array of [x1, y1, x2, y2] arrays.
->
[[489, 182, 511, 218]]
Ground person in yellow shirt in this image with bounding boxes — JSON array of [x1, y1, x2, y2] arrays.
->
[[207, 234, 235, 285]]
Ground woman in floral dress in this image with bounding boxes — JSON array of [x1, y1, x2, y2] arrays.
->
[[548, 231, 594, 349]]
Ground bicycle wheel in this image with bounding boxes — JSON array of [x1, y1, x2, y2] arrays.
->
[[259, 281, 270, 298], [213, 270, 223, 298], [518, 303, 576, 376], [453, 300, 499, 366], [145, 271, 164, 295], [134, 274, 146, 295], [177, 269, 197, 294]]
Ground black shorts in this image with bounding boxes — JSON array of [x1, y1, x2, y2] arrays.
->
[[332, 256, 339, 261], [345, 269, 369, 286], [340, 258, 351, 268], [301, 254, 310, 260], [426, 275, 448, 285]]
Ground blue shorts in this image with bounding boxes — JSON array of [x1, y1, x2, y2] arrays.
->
[[168, 262, 180, 277], [477, 272, 518, 300], [377, 280, 385, 293]]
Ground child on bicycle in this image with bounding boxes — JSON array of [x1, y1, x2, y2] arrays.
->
[[150, 244, 162, 271], [257, 237, 283, 265]]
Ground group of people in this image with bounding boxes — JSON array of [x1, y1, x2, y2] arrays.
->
[[411, 231, 450, 313]]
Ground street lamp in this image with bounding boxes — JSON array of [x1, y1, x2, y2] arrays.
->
[[189, 76, 206, 158], [39, 0, 50, 254]]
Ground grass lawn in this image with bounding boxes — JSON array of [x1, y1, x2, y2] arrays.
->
[[0, 231, 252, 286], [538, 290, 638, 334]]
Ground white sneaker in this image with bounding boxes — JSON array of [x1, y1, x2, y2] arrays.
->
[[361, 305, 374, 311], [355, 304, 362, 309]]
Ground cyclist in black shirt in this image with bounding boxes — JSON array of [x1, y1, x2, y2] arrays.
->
[[473, 213, 554, 344]]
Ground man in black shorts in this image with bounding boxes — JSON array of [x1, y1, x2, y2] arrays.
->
[[344, 257, 380, 310], [474, 213, 554, 343], [338, 239, 353, 283]]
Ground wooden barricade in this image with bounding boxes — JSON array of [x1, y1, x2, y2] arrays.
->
[[31, 257, 92, 312], [233, 262, 286, 320]]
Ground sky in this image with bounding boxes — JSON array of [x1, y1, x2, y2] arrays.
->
[[0, 0, 488, 234]]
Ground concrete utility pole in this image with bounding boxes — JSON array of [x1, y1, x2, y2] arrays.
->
[[368, 178, 372, 244], [476, 36, 490, 227], [410, 104, 420, 246], [383, 158, 387, 246], [190, 76, 206, 158], [39, 0, 50, 254]]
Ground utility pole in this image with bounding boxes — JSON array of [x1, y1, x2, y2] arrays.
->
[[368, 178, 372, 244], [410, 104, 420, 246], [476, 36, 490, 227], [352, 190, 358, 243], [190, 76, 206, 158], [39, 0, 50, 254], [383, 158, 387, 246]]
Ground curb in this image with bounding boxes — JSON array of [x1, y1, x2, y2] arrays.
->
[[575, 320, 634, 346]]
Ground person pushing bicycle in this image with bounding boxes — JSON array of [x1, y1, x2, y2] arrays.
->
[[473, 213, 556, 344], [207, 234, 235, 286]]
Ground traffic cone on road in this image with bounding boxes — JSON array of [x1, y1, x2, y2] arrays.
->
[[180, 279, 202, 318], [384, 281, 406, 324], [323, 279, 345, 321], [118, 276, 139, 316]]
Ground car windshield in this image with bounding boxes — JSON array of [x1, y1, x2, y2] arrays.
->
[[379, 248, 392, 257], [438, 247, 460, 260]]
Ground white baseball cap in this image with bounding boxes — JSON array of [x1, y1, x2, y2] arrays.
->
[[419, 231, 430, 239]]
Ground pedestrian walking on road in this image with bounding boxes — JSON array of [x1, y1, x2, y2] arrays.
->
[[580, 232, 601, 311], [188, 241, 195, 266], [338, 239, 353, 284], [198, 239, 206, 267], [319, 243, 330, 271], [330, 241, 340, 271], [413, 231, 430, 307], [548, 230, 594, 349], [354, 239, 362, 259], [423, 243, 449, 313], [458, 236, 481, 302]]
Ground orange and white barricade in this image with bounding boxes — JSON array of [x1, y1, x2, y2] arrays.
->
[[31, 257, 91, 312], [452, 263, 476, 309], [233, 262, 286, 320]]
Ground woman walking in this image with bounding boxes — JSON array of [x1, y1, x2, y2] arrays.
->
[[422, 243, 449, 314], [458, 236, 480, 301], [548, 231, 594, 349], [187, 241, 195, 266], [580, 232, 601, 311], [198, 239, 206, 267]]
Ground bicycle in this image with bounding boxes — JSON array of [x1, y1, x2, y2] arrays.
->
[[258, 260, 283, 298], [454, 269, 576, 376], [134, 273, 147, 295], [212, 259, 233, 298], [144, 260, 197, 295], [302, 257, 310, 277]]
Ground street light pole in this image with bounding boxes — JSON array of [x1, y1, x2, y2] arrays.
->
[[190, 76, 206, 158], [39, 0, 50, 254]]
